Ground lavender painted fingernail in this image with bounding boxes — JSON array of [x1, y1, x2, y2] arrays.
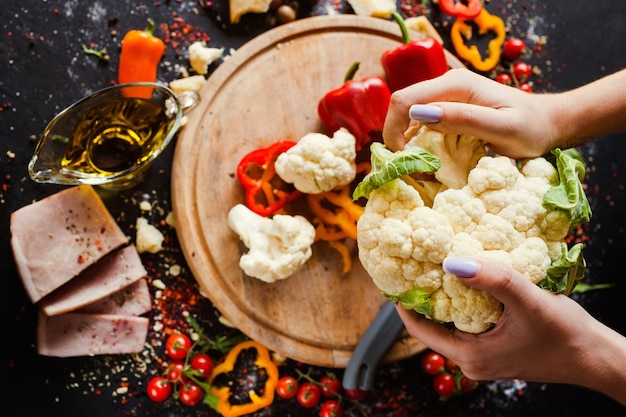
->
[[443, 257, 479, 278], [409, 104, 442, 123]]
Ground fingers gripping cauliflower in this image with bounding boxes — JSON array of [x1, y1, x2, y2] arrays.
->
[[355, 127, 591, 333], [275, 128, 357, 194], [228, 204, 316, 283]]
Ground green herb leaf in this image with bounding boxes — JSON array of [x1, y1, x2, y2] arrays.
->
[[353, 142, 441, 200]]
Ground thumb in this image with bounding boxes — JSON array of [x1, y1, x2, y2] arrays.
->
[[442, 256, 541, 310]]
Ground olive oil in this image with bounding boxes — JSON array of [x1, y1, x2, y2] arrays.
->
[[60, 97, 174, 177]]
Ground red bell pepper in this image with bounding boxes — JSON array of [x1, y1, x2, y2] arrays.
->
[[317, 62, 391, 151], [236, 141, 302, 216], [437, 0, 482, 19], [382, 12, 448, 92]]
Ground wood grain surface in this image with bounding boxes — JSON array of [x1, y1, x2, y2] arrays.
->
[[171, 14, 461, 367]]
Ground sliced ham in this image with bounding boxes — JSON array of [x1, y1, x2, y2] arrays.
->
[[38, 245, 147, 316], [76, 278, 152, 317], [11, 185, 128, 303], [37, 312, 149, 357]]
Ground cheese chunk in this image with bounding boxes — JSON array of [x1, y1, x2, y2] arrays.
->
[[229, 0, 273, 23], [346, 0, 396, 18]]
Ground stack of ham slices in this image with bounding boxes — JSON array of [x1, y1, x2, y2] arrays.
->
[[10, 185, 151, 357]]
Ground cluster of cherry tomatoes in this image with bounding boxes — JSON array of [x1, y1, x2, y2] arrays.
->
[[146, 333, 214, 406], [420, 350, 479, 399], [275, 372, 367, 417], [495, 37, 534, 93]]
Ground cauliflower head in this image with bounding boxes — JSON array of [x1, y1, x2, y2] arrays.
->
[[356, 130, 591, 333], [275, 128, 357, 194], [228, 204, 316, 283]]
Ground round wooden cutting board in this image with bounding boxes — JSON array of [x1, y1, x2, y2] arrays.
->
[[171, 14, 461, 367]]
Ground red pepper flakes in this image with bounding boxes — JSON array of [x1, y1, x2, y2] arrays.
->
[[158, 12, 210, 57]]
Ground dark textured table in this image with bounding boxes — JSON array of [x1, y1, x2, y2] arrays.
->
[[2, 1, 626, 416]]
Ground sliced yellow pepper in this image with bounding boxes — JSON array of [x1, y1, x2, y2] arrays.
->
[[450, 8, 506, 72]]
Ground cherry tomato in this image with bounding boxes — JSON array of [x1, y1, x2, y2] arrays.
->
[[179, 381, 204, 406], [320, 374, 341, 397], [444, 357, 459, 374], [276, 375, 299, 400], [190, 353, 213, 378], [147, 376, 172, 402], [503, 37, 526, 61], [495, 72, 513, 86], [460, 376, 479, 393], [297, 382, 321, 408], [165, 333, 192, 360], [518, 83, 533, 93], [420, 351, 445, 376], [320, 399, 344, 417], [433, 373, 456, 398], [165, 360, 188, 384], [512, 62, 532, 83], [344, 387, 367, 401]]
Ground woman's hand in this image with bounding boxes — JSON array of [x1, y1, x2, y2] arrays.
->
[[396, 256, 626, 405], [383, 68, 565, 158]]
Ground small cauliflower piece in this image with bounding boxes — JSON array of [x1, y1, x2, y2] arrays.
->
[[188, 42, 224, 75], [228, 204, 315, 283], [432, 188, 485, 234], [275, 128, 357, 194], [467, 156, 519, 195], [169, 75, 206, 94], [136, 217, 164, 254]]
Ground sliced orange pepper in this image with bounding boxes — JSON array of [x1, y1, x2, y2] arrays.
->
[[208, 340, 278, 417], [450, 8, 506, 72]]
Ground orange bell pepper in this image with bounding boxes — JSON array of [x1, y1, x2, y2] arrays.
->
[[118, 19, 165, 98], [208, 341, 278, 417], [450, 8, 506, 72]]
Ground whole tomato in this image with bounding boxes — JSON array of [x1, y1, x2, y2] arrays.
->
[[518, 83, 533, 93], [179, 381, 204, 406], [165, 360, 188, 384], [433, 373, 456, 398], [512, 62, 532, 83], [495, 72, 513, 86], [190, 353, 213, 378], [147, 376, 172, 402], [320, 399, 344, 417], [320, 374, 341, 397], [420, 351, 445, 376], [460, 376, 479, 393], [165, 333, 192, 360], [297, 382, 321, 408], [344, 387, 367, 401], [503, 37, 526, 61], [276, 375, 299, 400]]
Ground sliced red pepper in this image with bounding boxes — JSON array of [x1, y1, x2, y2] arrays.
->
[[318, 62, 391, 151], [438, 0, 482, 19], [382, 12, 448, 92], [236, 141, 302, 216]]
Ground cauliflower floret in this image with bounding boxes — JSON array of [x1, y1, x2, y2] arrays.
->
[[275, 128, 357, 194], [188, 42, 224, 75], [432, 188, 486, 234], [228, 204, 315, 283], [520, 157, 558, 184], [407, 125, 487, 189], [431, 273, 502, 333], [467, 156, 520, 195], [510, 237, 551, 283], [358, 179, 450, 295], [471, 213, 524, 251]]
